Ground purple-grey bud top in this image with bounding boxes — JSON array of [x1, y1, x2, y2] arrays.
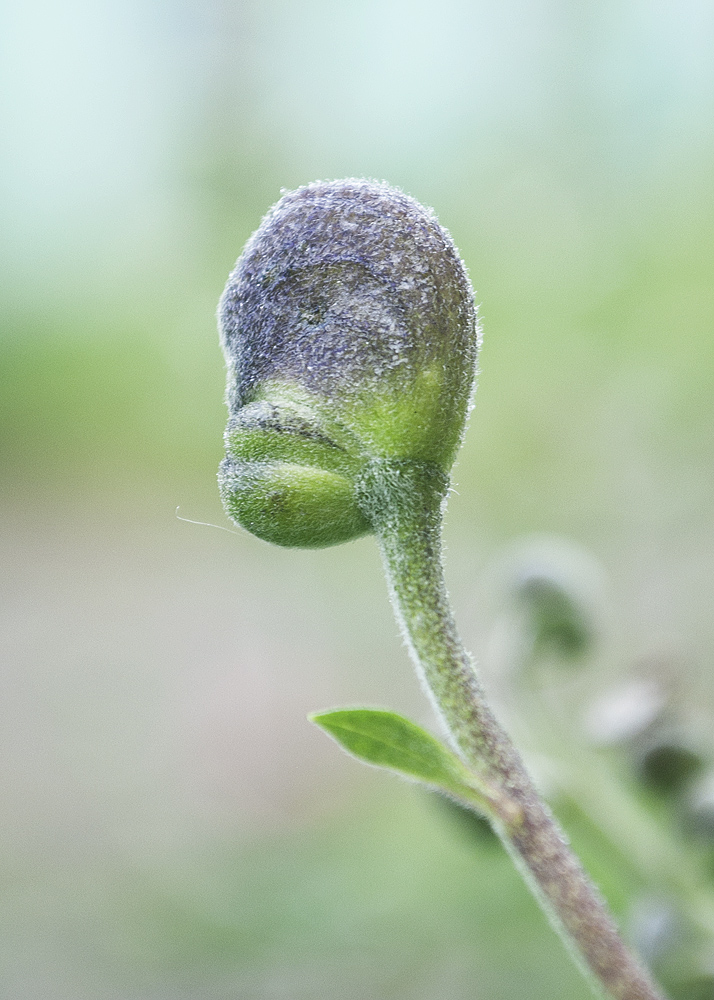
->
[[219, 179, 478, 426]]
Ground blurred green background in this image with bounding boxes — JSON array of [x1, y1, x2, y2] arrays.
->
[[2, 1, 714, 997]]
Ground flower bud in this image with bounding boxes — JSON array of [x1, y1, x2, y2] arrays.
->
[[218, 178, 479, 547], [514, 570, 594, 659], [637, 738, 704, 795]]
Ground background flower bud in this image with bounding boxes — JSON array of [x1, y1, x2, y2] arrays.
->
[[218, 178, 479, 546]]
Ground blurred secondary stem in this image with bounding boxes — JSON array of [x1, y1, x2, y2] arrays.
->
[[360, 459, 667, 1000]]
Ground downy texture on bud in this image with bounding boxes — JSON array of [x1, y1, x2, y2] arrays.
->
[[218, 178, 479, 548]]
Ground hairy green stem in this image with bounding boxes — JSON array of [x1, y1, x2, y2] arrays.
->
[[358, 459, 667, 1000]]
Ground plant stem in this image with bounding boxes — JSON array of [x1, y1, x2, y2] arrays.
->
[[360, 459, 667, 1000]]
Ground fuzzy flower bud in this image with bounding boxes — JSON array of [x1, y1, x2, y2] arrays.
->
[[218, 178, 479, 547]]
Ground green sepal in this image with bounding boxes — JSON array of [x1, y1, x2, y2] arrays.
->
[[309, 707, 500, 816], [219, 459, 370, 548]]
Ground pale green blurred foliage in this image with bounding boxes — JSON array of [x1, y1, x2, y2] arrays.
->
[[1, 1, 713, 997]]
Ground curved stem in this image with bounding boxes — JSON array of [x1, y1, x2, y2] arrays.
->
[[360, 459, 667, 1000]]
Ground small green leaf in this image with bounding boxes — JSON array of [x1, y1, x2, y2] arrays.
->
[[310, 707, 472, 795], [310, 708, 522, 830]]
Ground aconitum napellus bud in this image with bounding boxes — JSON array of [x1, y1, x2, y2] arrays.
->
[[218, 178, 479, 548]]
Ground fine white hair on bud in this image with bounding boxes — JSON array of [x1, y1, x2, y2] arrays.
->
[[218, 178, 479, 547]]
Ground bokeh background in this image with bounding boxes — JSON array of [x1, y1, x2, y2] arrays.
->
[[2, 1, 714, 997]]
